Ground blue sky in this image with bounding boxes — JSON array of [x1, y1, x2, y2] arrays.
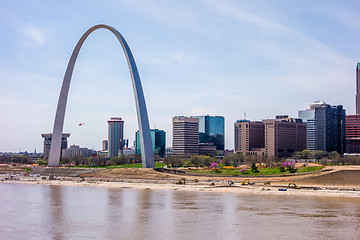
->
[[1, 0, 360, 152]]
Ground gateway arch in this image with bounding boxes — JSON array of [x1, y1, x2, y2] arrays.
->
[[48, 24, 155, 168]]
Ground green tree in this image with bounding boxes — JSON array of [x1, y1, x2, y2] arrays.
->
[[328, 151, 340, 160], [201, 156, 212, 167], [163, 156, 184, 168], [312, 150, 327, 161], [301, 149, 312, 160], [111, 154, 126, 165], [251, 163, 259, 173], [190, 155, 201, 166], [36, 159, 48, 166], [292, 151, 302, 160]]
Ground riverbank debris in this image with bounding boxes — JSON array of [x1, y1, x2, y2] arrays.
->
[[241, 179, 255, 185], [176, 178, 186, 185], [288, 182, 301, 189]]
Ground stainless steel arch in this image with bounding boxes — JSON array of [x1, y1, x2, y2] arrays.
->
[[48, 24, 155, 168]]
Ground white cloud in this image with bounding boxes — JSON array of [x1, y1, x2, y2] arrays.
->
[[18, 23, 45, 47]]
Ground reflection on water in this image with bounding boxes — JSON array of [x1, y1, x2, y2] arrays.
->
[[0, 183, 359, 240]]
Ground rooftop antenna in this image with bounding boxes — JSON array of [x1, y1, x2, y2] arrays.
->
[[244, 111, 247, 120]]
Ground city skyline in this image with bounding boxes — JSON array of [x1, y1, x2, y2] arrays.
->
[[1, 1, 360, 152]]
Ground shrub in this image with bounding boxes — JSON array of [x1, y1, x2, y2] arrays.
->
[[251, 163, 259, 173], [239, 168, 247, 174], [282, 161, 297, 173]]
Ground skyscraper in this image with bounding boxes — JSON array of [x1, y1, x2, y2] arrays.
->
[[299, 101, 346, 154], [41, 133, 70, 159], [193, 115, 225, 151], [102, 140, 108, 151], [345, 63, 360, 153], [298, 101, 325, 151], [172, 116, 199, 155], [263, 116, 306, 158], [108, 117, 124, 158], [346, 115, 360, 153], [356, 63, 360, 114], [234, 116, 306, 159], [135, 129, 166, 157], [234, 120, 265, 154]]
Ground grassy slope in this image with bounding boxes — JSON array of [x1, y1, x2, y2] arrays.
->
[[75, 163, 166, 169]]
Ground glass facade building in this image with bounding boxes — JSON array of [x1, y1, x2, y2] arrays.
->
[[299, 101, 346, 154], [108, 117, 124, 158], [135, 129, 166, 157], [298, 109, 316, 150], [193, 115, 225, 151]]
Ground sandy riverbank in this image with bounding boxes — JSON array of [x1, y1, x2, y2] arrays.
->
[[2, 175, 360, 199], [1, 164, 360, 198]]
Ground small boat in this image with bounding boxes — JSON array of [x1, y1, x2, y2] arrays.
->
[[278, 188, 287, 191]]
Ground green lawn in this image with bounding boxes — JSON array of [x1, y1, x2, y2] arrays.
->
[[73, 163, 166, 169], [186, 166, 324, 176]]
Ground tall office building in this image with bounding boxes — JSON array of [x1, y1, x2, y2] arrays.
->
[[356, 63, 360, 114], [263, 116, 306, 158], [299, 101, 346, 154], [298, 101, 326, 150], [102, 140, 108, 151], [135, 129, 166, 157], [346, 115, 360, 153], [234, 120, 265, 154], [172, 116, 199, 155], [41, 133, 70, 159], [345, 63, 360, 153], [193, 115, 225, 151], [234, 116, 306, 158], [108, 117, 124, 158]]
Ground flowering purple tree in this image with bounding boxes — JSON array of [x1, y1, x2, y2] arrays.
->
[[210, 162, 219, 168], [281, 161, 297, 173]]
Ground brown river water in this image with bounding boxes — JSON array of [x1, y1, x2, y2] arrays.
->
[[0, 183, 359, 240]]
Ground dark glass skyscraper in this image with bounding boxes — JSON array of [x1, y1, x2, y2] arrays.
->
[[299, 101, 346, 154], [193, 115, 225, 151], [108, 117, 124, 158], [135, 129, 166, 157]]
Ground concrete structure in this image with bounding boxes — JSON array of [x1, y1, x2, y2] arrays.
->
[[41, 133, 70, 160], [193, 115, 225, 151], [356, 63, 360, 114], [48, 24, 154, 168], [135, 129, 166, 157], [62, 145, 92, 158], [97, 150, 108, 158], [346, 115, 360, 153], [123, 148, 136, 156], [299, 101, 346, 154], [108, 117, 124, 158], [172, 116, 199, 155], [234, 116, 306, 159], [102, 140, 108, 151]]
